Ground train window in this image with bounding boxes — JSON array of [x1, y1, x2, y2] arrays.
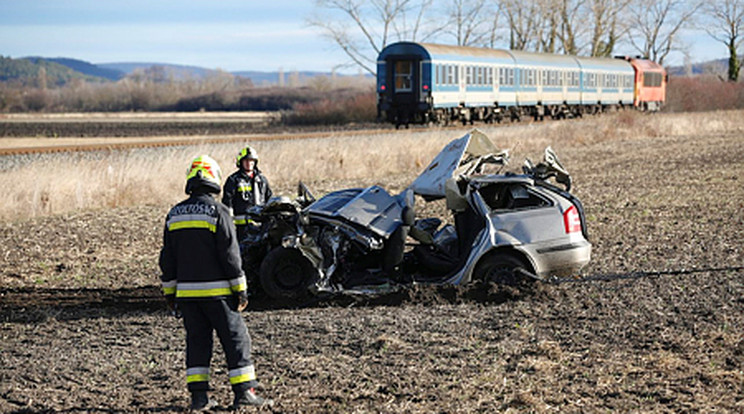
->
[[466, 66, 473, 85], [643, 72, 662, 87], [394, 61, 412, 92], [500, 68, 514, 86], [541, 70, 547, 86], [476, 67, 483, 85], [487, 67, 493, 85]]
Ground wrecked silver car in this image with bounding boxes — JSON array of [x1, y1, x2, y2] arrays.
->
[[240, 130, 591, 301]]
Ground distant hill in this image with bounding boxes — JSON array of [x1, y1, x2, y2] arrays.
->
[[666, 58, 729, 77], [2, 56, 373, 87], [1, 56, 108, 86], [36, 57, 125, 81], [98, 62, 224, 80]]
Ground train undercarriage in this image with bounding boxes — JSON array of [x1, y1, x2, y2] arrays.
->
[[384, 102, 651, 129]]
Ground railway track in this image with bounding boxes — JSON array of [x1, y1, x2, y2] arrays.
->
[[0, 112, 388, 155], [0, 128, 396, 156]]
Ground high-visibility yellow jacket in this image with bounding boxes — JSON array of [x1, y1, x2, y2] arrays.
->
[[159, 193, 247, 299]]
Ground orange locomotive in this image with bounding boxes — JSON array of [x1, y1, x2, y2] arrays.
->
[[619, 56, 667, 112]]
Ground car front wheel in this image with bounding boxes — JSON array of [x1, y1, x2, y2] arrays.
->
[[259, 247, 317, 302]]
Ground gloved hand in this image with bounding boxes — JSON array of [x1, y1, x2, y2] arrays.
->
[[165, 295, 180, 318], [237, 292, 249, 312]]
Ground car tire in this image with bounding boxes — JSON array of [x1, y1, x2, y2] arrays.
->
[[259, 247, 317, 302], [473, 253, 530, 286]]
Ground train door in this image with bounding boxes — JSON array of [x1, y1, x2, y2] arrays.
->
[[391, 59, 418, 107]]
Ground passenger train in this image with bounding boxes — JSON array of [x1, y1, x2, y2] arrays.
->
[[376, 42, 667, 127]]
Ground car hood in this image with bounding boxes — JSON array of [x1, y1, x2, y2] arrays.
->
[[304, 185, 405, 238], [408, 129, 506, 201]]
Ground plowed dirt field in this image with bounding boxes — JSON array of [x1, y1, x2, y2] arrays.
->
[[1, 121, 743, 413]]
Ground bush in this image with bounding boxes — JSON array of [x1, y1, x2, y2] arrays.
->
[[282, 89, 377, 125], [665, 76, 744, 112], [22, 89, 51, 112]]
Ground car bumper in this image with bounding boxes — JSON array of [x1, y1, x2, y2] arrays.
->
[[529, 238, 592, 278]]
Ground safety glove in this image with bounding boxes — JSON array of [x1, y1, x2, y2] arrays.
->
[[237, 291, 249, 312], [165, 294, 180, 318]]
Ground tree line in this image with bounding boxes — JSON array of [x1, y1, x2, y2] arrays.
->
[[310, 0, 744, 81]]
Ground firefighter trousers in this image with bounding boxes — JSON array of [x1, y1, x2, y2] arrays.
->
[[179, 297, 258, 393]]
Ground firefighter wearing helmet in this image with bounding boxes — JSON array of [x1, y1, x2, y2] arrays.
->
[[159, 155, 272, 410], [222, 145, 273, 241]]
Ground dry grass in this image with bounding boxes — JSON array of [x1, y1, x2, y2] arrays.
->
[[3, 109, 744, 221]]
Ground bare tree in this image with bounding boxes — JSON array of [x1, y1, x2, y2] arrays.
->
[[627, 0, 701, 64], [502, 0, 541, 50], [557, 0, 588, 55], [588, 0, 631, 57], [533, 0, 560, 53], [703, 0, 744, 81], [440, 0, 494, 46], [310, 0, 436, 75]]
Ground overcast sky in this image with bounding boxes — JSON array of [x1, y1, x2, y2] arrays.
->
[[0, 0, 730, 73]]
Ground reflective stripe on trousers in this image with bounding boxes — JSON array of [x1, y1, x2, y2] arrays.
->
[[186, 366, 210, 384], [229, 365, 256, 385]]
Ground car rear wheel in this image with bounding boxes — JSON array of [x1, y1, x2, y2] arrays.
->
[[473, 254, 530, 286], [259, 247, 317, 302]]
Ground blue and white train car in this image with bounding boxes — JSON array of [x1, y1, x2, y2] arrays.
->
[[508, 50, 582, 119], [377, 41, 638, 127], [575, 56, 635, 112], [377, 42, 515, 126]]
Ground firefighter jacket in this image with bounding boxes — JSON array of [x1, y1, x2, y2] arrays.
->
[[222, 168, 272, 226], [159, 193, 247, 299]]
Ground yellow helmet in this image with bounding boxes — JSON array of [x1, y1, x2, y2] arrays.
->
[[185, 155, 222, 194], [235, 145, 259, 168]]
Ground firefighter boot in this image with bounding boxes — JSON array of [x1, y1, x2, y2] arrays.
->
[[233, 388, 273, 408], [190, 390, 217, 411]]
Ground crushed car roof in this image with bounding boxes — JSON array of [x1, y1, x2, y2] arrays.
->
[[408, 130, 507, 201]]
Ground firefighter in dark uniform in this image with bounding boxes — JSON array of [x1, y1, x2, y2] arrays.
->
[[222, 146, 273, 242], [159, 155, 272, 410]]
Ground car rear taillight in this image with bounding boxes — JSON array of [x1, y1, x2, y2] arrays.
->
[[563, 205, 581, 234]]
